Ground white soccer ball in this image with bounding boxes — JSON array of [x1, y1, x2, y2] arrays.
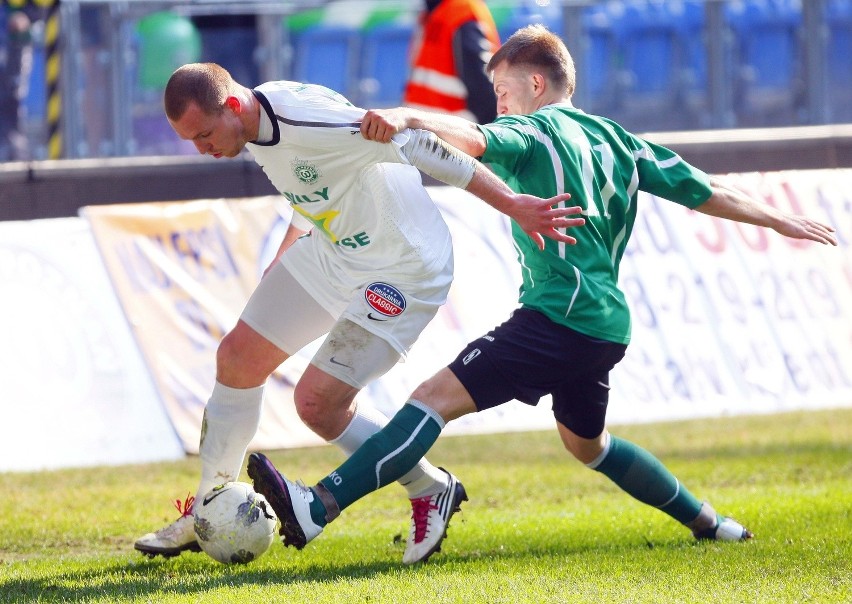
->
[[193, 481, 278, 564]]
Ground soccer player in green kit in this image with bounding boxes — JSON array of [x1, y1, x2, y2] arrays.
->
[[248, 25, 838, 561]]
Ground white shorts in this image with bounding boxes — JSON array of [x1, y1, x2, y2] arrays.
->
[[240, 237, 453, 387]]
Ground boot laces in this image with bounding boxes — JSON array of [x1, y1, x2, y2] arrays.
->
[[410, 496, 438, 543], [173, 493, 195, 518]]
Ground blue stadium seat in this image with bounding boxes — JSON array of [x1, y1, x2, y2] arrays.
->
[[726, 0, 804, 126], [826, 0, 852, 120], [581, 0, 695, 130], [498, 1, 563, 41], [289, 24, 361, 100], [358, 22, 413, 108], [619, 1, 681, 97], [677, 0, 708, 96], [0, 5, 6, 47], [25, 40, 46, 124], [579, 1, 626, 114], [672, 0, 711, 128]]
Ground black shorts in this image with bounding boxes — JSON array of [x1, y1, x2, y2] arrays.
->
[[447, 307, 627, 439]]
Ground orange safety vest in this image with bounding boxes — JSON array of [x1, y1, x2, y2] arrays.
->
[[404, 0, 500, 116]]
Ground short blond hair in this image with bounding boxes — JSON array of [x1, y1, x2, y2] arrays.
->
[[488, 25, 576, 96]]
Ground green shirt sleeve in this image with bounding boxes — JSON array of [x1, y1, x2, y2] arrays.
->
[[624, 131, 713, 209]]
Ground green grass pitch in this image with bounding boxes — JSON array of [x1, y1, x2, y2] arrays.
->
[[1, 407, 849, 603]]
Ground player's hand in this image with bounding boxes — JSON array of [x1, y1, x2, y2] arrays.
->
[[360, 109, 409, 143], [774, 215, 837, 245], [510, 193, 585, 251]]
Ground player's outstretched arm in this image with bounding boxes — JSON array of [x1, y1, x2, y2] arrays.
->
[[361, 108, 486, 157], [396, 128, 584, 250], [466, 163, 585, 250], [362, 109, 585, 249], [697, 177, 838, 246]]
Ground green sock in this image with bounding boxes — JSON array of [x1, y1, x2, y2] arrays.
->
[[591, 435, 703, 525], [307, 400, 444, 526]]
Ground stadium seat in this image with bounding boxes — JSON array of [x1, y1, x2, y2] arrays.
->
[[578, 1, 627, 115], [135, 11, 201, 91], [358, 21, 413, 108], [133, 11, 201, 155], [289, 24, 361, 101], [620, 1, 680, 97], [0, 4, 7, 47], [498, 0, 564, 41], [25, 40, 46, 127], [826, 0, 852, 121], [580, 0, 700, 130], [677, 1, 708, 96], [726, 0, 804, 127]]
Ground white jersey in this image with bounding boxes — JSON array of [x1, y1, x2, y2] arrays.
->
[[243, 81, 454, 357], [248, 82, 452, 283]]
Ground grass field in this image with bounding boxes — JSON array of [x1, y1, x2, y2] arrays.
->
[[1, 407, 850, 603]]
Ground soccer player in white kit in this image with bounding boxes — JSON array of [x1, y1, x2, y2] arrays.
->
[[133, 63, 584, 564]]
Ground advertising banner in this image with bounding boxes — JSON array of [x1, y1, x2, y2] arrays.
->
[[0, 218, 184, 471], [81, 169, 852, 454], [83, 197, 325, 454], [609, 170, 852, 422]]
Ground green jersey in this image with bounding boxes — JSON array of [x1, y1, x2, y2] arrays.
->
[[479, 104, 712, 344]]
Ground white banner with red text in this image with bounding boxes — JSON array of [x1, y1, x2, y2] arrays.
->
[[3, 168, 847, 470], [80, 169, 851, 455]]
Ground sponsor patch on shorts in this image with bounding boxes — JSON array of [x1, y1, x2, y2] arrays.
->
[[463, 349, 481, 365], [365, 282, 406, 317]]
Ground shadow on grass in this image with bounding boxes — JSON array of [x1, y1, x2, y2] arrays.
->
[[0, 555, 403, 602], [0, 532, 722, 603]]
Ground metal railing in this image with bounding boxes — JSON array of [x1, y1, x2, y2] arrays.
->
[[4, 0, 850, 160]]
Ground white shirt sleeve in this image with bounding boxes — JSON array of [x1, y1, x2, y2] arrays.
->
[[288, 209, 313, 231], [395, 129, 476, 189]]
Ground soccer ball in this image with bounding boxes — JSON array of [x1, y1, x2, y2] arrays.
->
[[193, 481, 278, 564]]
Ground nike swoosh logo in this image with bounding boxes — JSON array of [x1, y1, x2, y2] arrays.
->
[[329, 356, 353, 369], [367, 313, 389, 321], [202, 486, 230, 506]]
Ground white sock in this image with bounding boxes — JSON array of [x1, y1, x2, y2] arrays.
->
[[196, 381, 264, 506], [331, 403, 448, 499]]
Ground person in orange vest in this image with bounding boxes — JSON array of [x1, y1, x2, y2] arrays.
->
[[404, 0, 500, 124]]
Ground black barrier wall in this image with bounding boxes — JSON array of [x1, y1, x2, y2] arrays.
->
[[2, 125, 852, 221]]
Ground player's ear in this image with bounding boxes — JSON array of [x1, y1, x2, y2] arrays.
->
[[225, 96, 241, 114], [532, 73, 546, 96]]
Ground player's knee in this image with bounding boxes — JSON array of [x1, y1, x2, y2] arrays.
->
[[409, 368, 474, 422], [293, 393, 322, 432], [292, 385, 338, 437], [563, 440, 594, 464], [215, 331, 263, 386], [559, 426, 608, 465], [215, 331, 241, 372]]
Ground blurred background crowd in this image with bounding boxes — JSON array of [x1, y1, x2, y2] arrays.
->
[[1, 0, 850, 162]]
